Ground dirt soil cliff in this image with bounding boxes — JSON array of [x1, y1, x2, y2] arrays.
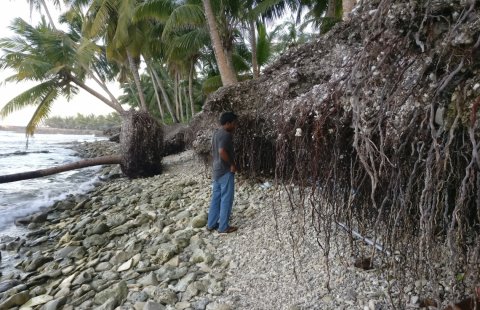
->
[[191, 0, 480, 300]]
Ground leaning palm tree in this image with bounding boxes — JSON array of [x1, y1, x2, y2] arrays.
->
[[0, 17, 124, 135], [0, 17, 163, 181], [83, 0, 155, 113]]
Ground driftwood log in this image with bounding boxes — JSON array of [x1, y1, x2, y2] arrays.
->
[[0, 155, 121, 183], [0, 111, 164, 183]]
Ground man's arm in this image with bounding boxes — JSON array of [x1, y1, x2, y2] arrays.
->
[[219, 148, 237, 173]]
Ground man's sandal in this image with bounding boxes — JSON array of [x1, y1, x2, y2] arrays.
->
[[219, 226, 238, 234]]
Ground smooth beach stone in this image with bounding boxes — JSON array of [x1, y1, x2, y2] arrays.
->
[[189, 235, 205, 250], [205, 303, 231, 310], [61, 266, 75, 275], [191, 298, 210, 310], [41, 296, 67, 310], [54, 246, 79, 259], [71, 290, 95, 307], [59, 272, 78, 289], [82, 234, 108, 248], [89, 279, 108, 292], [182, 282, 204, 301], [73, 217, 91, 231], [30, 285, 47, 296], [117, 258, 133, 272], [137, 272, 158, 286], [173, 273, 196, 292], [0, 291, 30, 309], [127, 291, 149, 303], [96, 296, 117, 310], [72, 270, 93, 286], [165, 256, 179, 267], [94, 280, 128, 305], [101, 270, 120, 281], [133, 213, 151, 226], [155, 243, 179, 263], [20, 294, 53, 308], [67, 246, 86, 260], [6, 239, 25, 251], [110, 251, 133, 265], [0, 279, 22, 293], [95, 262, 113, 272], [15, 212, 48, 226], [143, 301, 166, 310], [53, 287, 70, 299], [175, 301, 191, 310], [190, 249, 213, 264], [207, 280, 224, 296], [190, 214, 207, 229], [152, 288, 178, 305], [85, 223, 109, 236], [25, 255, 53, 272], [174, 210, 191, 221]]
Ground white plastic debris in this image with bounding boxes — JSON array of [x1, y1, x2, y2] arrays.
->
[[259, 182, 272, 190]]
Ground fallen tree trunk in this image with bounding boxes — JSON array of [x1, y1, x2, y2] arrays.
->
[[0, 155, 121, 184]]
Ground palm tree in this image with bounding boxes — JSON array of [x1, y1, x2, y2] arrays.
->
[[83, 0, 151, 112], [202, 0, 237, 86], [342, 0, 356, 20], [0, 17, 124, 135], [25, 0, 61, 29]]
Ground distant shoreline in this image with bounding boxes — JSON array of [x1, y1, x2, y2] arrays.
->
[[0, 125, 104, 136]]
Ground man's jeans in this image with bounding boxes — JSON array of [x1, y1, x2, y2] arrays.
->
[[207, 172, 234, 232]]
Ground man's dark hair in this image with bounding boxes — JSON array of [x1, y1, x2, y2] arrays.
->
[[219, 111, 238, 125]]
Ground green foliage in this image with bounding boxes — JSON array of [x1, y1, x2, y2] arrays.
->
[[1, 0, 323, 134], [44, 112, 122, 130], [202, 75, 222, 94]]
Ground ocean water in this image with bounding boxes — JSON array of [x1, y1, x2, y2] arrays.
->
[[0, 130, 105, 237]]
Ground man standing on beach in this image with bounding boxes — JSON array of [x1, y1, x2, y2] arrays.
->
[[207, 112, 238, 233]]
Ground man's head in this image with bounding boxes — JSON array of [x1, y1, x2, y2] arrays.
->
[[219, 112, 238, 132]]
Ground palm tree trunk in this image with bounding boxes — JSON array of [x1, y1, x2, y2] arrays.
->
[[188, 61, 195, 118], [89, 66, 123, 110], [249, 19, 259, 78], [39, 0, 57, 30], [127, 51, 148, 112], [0, 155, 121, 184], [179, 82, 185, 122], [326, 0, 337, 18], [174, 72, 180, 121], [148, 68, 165, 122], [342, 0, 356, 20], [202, 0, 237, 86], [151, 66, 179, 123], [182, 86, 190, 120], [69, 75, 124, 114], [175, 72, 184, 123]]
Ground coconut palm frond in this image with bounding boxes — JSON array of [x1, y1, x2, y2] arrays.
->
[[169, 28, 210, 56], [25, 87, 59, 136], [134, 0, 175, 23], [113, 0, 136, 47], [231, 53, 250, 73], [162, 4, 205, 40], [76, 37, 102, 66], [202, 75, 222, 94], [256, 23, 272, 67], [0, 80, 58, 118], [86, 0, 116, 38]]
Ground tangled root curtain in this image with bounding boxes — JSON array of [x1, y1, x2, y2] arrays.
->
[[191, 0, 480, 303]]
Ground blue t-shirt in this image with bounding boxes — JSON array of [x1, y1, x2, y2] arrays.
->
[[212, 128, 234, 180]]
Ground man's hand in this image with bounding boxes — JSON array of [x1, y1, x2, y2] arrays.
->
[[230, 164, 237, 173]]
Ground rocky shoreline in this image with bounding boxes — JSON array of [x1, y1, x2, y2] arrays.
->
[[0, 141, 460, 310]]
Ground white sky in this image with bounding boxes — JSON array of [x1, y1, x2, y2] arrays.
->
[[0, 1, 119, 126]]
